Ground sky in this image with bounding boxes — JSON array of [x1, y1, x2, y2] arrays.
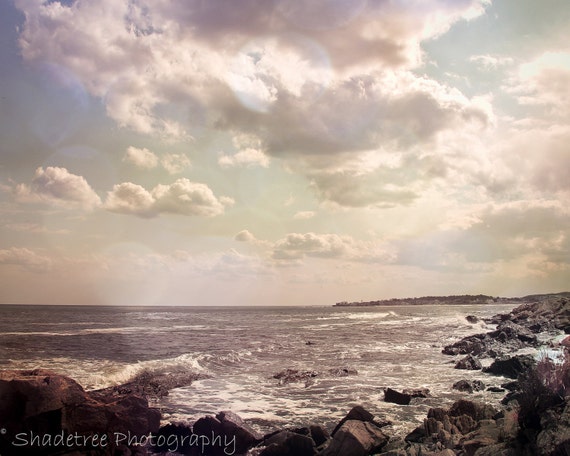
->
[[0, 0, 569, 306]]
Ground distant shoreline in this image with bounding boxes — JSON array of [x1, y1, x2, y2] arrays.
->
[[333, 292, 570, 307]]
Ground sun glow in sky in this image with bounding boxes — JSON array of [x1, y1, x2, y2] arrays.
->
[[0, 0, 569, 306]]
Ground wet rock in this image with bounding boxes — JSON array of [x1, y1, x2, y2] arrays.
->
[[483, 354, 536, 379], [327, 367, 358, 377], [466, 315, 480, 324], [273, 369, 319, 387], [452, 380, 485, 394], [260, 430, 316, 456], [486, 386, 504, 393], [321, 420, 389, 456], [455, 355, 482, 370], [94, 369, 203, 400], [403, 388, 431, 398], [384, 388, 414, 405], [488, 321, 538, 345], [442, 334, 488, 356]]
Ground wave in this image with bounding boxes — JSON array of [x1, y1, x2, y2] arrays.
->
[[0, 325, 209, 337]]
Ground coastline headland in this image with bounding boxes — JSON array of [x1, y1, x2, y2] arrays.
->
[[0, 294, 568, 455], [334, 292, 570, 307]]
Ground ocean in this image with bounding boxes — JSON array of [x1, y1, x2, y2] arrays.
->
[[0, 303, 520, 436]]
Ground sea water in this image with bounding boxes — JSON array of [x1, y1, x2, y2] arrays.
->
[[0, 303, 519, 435]]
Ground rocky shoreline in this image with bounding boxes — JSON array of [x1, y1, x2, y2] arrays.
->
[[0, 296, 568, 455]]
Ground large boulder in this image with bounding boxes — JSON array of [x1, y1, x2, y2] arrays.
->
[[193, 410, 262, 455], [488, 321, 538, 345], [483, 355, 536, 379], [383, 387, 428, 405], [331, 405, 390, 436], [321, 420, 389, 456], [259, 430, 316, 456], [0, 369, 160, 455]]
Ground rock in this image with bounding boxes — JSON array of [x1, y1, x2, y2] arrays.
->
[[309, 424, 330, 448], [455, 355, 482, 370], [384, 388, 414, 405], [193, 410, 262, 455], [321, 420, 389, 456], [486, 386, 504, 393], [534, 398, 570, 456], [489, 321, 538, 345], [273, 369, 319, 386], [452, 380, 485, 393], [466, 315, 480, 324], [0, 369, 160, 455], [461, 419, 502, 456], [155, 422, 193, 454], [448, 399, 498, 422], [404, 425, 426, 443], [331, 405, 390, 436], [442, 334, 488, 356], [327, 367, 358, 377], [472, 442, 518, 455], [402, 388, 430, 398], [94, 368, 203, 400], [483, 354, 536, 379], [260, 430, 316, 456]]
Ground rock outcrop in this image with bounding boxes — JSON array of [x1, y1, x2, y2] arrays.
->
[[0, 369, 160, 455]]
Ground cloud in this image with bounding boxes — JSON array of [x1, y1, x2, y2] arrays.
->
[[123, 146, 159, 169], [510, 51, 570, 117], [14, 167, 101, 210], [395, 199, 570, 271], [0, 247, 53, 272], [271, 232, 394, 263], [14, 0, 491, 208], [160, 153, 191, 174], [218, 148, 269, 168], [235, 230, 256, 242], [104, 178, 233, 217], [469, 54, 514, 70], [124, 147, 191, 174]]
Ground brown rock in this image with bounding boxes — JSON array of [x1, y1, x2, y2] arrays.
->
[[321, 420, 389, 456]]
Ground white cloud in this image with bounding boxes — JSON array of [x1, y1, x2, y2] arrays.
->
[[235, 230, 256, 242], [103, 182, 155, 217], [14, 0, 492, 207], [14, 167, 101, 210], [272, 232, 394, 263], [0, 247, 53, 272], [104, 178, 233, 218], [160, 153, 191, 174], [123, 146, 159, 169], [218, 148, 269, 168]]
